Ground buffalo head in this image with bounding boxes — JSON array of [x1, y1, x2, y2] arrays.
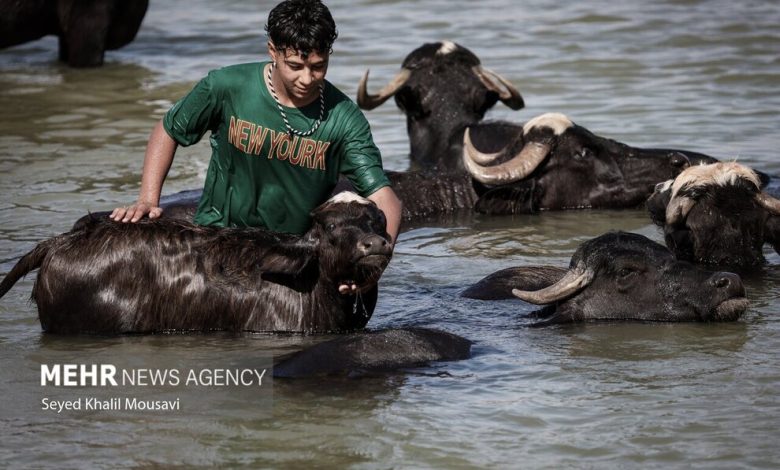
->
[[303, 192, 393, 290], [357, 41, 524, 172], [464, 112, 720, 214], [647, 162, 780, 269], [462, 232, 749, 325]]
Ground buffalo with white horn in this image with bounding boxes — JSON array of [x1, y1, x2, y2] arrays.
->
[[647, 162, 780, 269], [462, 232, 749, 325], [461, 112, 728, 214], [358, 40, 524, 172]]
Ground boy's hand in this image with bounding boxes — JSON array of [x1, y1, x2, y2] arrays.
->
[[338, 282, 364, 295], [338, 241, 394, 295], [110, 202, 163, 223]]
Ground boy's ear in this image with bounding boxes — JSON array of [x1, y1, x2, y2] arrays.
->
[[268, 41, 279, 62]]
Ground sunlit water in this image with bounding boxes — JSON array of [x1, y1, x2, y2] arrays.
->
[[1, 0, 779, 468]]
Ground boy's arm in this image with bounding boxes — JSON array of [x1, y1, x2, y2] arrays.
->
[[367, 186, 402, 244], [111, 120, 178, 223]]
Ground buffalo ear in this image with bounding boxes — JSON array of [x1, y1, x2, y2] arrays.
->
[[755, 169, 771, 189], [462, 266, 568, 300], [664, 226, 695, 262], [258, 242, 317, 288], [646, 188, 671, 227], [765, 215, 780, 255]]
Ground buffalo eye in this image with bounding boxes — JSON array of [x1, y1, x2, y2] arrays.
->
[[616, 264, 644, 279], [326, 223, 336, 233], [669, 152, 690, 168], [679, 185, 704, 200], [395, 87, 425, 117], [472, 88, 494, 115], [575, 148, 593, 160]]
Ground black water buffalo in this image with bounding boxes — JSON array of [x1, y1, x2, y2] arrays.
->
[[646, 162, 780, 269], [359, 42, 727, 215], [358, 40, 524, 172], [0, 0, 148, 67], [273, 328, 472, 378], [462, 112, 723, 213], [0, 192, 392, 334], [462, 232, 749, 325]]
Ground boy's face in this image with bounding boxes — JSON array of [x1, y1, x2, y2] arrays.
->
[[268, 42, 329, 105]]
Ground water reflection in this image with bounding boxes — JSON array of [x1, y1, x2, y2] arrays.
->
[[560, 322, 749, 361], [0, 62, 173, 144]]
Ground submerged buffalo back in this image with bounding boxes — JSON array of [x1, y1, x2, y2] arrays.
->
[[273, 328, 472, 378]]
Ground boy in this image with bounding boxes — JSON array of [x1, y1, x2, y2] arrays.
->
[[111, 0, 401, 294]]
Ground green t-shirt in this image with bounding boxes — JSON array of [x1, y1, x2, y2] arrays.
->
[[163, 61, 390, 234]]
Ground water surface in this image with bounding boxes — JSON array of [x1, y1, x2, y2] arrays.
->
[[1, 0, 779, 468]]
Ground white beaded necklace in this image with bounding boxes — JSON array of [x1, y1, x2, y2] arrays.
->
[[266, 62, 325, 137]]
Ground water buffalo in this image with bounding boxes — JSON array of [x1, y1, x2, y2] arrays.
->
[[358, 40, 524, 172], [646, 162, 780, 269], [0, 192, 393, 334], [0, 0, 148, 67], [462, 232, 749, 325], [359, 42, 728, 215], [273, 328, 472, 378], [462, 112, 723, 213]]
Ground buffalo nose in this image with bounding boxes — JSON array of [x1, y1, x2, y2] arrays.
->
[[359, 235, 389, 254], [709, 272, 745, 296]]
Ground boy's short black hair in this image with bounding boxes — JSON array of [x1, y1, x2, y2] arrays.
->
[[265, 0, 338, 56]]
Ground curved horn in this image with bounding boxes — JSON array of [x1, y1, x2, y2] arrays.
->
[[512, 264, 594, 305], [462, 127, 504, 165], [357, 68, 411, 111], [472, 66, 524, 110], [665, 193, 696, 226], [757, 192, 780, 215], [463, 128, 551, 185]]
